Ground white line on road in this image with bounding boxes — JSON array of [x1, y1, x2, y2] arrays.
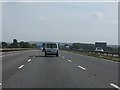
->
[[0, 83, 1, 86], [1, 53, 21, 57], [68, 60, 72, 62], [62, 56, 65, 59], [1, 50, 38, 57], [18, 65, 24, 69], [28, 59, 31, 62], [110, 83, 120, 90], [77, 65, 86, 70]]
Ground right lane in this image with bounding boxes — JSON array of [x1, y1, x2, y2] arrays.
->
[[3, 50, 119, 88], [60, 51, 119, 88]]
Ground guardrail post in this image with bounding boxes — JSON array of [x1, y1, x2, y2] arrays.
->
[[118, 53, 120, 58], [112, 54, 113, 57]]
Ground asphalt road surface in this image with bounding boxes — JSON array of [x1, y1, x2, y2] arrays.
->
[[1, 49, 120, 89]]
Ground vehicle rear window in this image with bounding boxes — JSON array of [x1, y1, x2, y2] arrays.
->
[[46, 44, 57, 48], [47, 44, 51, 48], [52, 44, 57, 48]]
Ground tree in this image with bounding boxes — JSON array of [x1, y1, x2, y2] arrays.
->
[[19, 41, 25, 48], [12, 39, 18, 48], [30, 44, 37, 48], [24, 42, 30, 48], [2, 42, 8, 48], [19, 41, 31, 48], [72, 43, 80, 50], [106, 47, 114, 52]]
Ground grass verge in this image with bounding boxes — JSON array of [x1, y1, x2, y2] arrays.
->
[[63, 50, 120, 62]]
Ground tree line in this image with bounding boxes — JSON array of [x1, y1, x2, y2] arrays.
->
[[1, 39, 38, 48], [61, 43, 119, 52]]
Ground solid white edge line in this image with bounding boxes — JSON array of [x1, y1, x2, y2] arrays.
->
[[0, 1, 119, 3], [68, 60, 72, 62], [78, 65, 86, 70], [18, 65, 24, 69], [110, 83, 120, 90], [28, 59, 31, 62], [0, 55, 5, 57], [1, 53, 20, 57]]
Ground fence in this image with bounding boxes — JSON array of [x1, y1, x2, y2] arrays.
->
[[65, 49, 120, 58], [87, 50, 120, 57]]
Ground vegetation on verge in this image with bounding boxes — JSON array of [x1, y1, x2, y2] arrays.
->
[[1, 39, 38, 48], [60, 43, 120, 62]]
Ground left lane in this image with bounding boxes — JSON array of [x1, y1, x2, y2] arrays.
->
[[2, 49, 40, 83]]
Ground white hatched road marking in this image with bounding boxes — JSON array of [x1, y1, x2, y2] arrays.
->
[[68, 60, 72, 62], [110, 83, 120, 90], [78, 65, 86, 70], [28, 59, 31, 62], [62, 56, 65, 59], [18, 65, 24, 69]]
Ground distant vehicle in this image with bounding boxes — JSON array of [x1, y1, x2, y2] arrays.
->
[[39, 47, 43, 50], [42, 43, 59, 57], [95, 47, 104, 52]]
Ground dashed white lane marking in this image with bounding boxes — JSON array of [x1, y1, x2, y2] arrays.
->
[[18, 65, 24, 69], [28, 59, 31, 62], [77, 65, 86, 70], [110, 83, 120, 90], [0, 83, 1, 86], [68, 60, 72, 62], [62, 56, 65, 58]]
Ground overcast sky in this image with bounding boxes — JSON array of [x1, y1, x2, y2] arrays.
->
[[1, 1, 118, 45]]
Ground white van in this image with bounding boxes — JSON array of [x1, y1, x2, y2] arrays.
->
[[95, 47, 104, 52], [42, 43, 59, 57]]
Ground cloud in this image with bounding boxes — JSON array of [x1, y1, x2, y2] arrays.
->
[[93, 12, 104, 18], [40, 16, 47, 20]]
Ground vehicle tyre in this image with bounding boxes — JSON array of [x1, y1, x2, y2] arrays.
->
[[45, 51, 47, 57], [56, 51, 58, 57]]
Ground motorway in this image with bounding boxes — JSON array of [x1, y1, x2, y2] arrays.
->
[[1, 49, 120, 89]]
